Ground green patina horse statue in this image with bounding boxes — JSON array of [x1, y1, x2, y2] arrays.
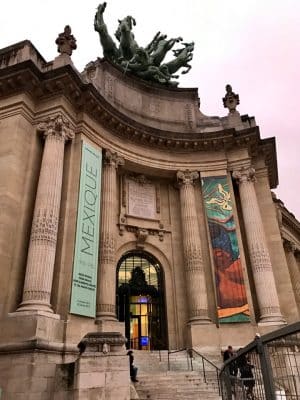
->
[[93, 3, 195, 86]]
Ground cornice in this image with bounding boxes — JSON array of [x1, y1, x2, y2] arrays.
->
[[0, 98, 35, 124], [281, 206, 300, 240], [0, 55, 278, 187]]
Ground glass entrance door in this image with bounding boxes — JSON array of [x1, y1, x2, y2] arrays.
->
[[116, 251, 168, 350], [130, 295, 151, 350]]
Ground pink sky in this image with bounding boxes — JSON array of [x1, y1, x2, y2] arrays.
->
[[1, 0, 299, 219]]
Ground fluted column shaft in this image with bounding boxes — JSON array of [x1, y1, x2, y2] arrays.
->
[[18, 115, 74, 313], [96, 150, 124, 320], [177, 171, 210, 324], [233, 167, 284, 324], [284, 240, 300, 311]]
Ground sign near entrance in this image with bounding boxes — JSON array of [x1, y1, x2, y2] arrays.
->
[[70, 141, 102, 317]]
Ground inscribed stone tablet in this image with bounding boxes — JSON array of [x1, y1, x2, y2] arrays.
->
[[128, 179, 156, 219]]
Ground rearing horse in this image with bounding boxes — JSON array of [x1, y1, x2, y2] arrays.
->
[[164, 42, 194, 75], [94, 3, 120, 61], [115, 16, 139, 61]]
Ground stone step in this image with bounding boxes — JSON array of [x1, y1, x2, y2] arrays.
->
[[133, 349, 221, 400]]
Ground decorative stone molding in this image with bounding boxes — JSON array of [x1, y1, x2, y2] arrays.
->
[[118, 223, 166, 242], [30, 209, 58, 246], [135, 228, 149, 248], [156, 184, 161, 214], [232, 167, 256, 184], [189, 309, 209, 318], [104, 149, 125, 168], [37, 114, 74, 142], [79, 332, 126, 354], [97, 304, 116, 314], [177, 170, 199, 186], [283, 239, 297, 254], [99, 234, 116, 264], [184, 243, 203, 272], [127, 174, 150, 185]]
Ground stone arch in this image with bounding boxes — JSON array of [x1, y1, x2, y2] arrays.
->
[[115, 241, 176, 349]]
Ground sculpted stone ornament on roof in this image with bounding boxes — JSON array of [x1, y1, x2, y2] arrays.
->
[[94, 2, 194, 87]]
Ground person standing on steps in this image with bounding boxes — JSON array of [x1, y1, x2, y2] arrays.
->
[[127, 350, 139, 382], [223, 345, 233, 362], [223, 345, 238, 375], [240, 356, 255, 399], [223, 345, 238, 393]]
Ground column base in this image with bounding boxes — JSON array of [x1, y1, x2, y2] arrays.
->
[[188, 315, 212, 325], [186, 322, 219, 348], [0, 311, 64, 344], [95, 312, 117, 321], [95, 318, 125, 336], [258, 313, 286, 326], [16, 299, 54, 314]]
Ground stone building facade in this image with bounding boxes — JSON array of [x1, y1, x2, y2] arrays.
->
[[0, 40, 299, 398]]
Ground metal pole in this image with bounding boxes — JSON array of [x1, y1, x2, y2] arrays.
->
[[256, 337, 276, 400], [202, 358, 206, 383]]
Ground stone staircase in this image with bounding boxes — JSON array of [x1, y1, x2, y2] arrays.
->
[[132, 350, 222, 400]]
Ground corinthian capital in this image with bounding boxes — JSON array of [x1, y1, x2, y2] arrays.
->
[[104, 149, 125, 168], [37, 114, 75, 141], [283, 239, 297, 253], [177, 170, 199, 186], [232, 167, 256, 184]]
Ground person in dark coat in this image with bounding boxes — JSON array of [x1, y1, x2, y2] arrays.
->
[[223, 346, 238, 377], [240, 356, 255, 399], [127, 350, 138, 382], [223, 345, 233, 362]]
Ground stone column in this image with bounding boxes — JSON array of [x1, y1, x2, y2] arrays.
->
[[233, 167, 285, 324], [17, 115, 74, 313], [177, 170, 210, 324], [96, 150, 124, 321], [283, 240, 300, 310]]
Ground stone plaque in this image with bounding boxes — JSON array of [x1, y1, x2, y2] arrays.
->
[[128, 179, 156, 219]]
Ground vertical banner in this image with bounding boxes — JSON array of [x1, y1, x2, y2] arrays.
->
[[202, 175, 250, 323], [70, 141, 102, 317]]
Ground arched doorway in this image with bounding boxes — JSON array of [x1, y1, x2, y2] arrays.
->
[[116, 251, 168, 350]]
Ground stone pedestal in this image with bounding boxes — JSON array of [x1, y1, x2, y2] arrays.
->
[[177, 170, 210, 324], [233, 167, 285, 325], [0, 311, 64, 344], [70, 332, 129, 400]]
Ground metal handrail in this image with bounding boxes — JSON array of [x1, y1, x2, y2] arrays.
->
[[167, 347, 187, 371], [188, 348, 221, 394], [189, 348, 220, 370], [168, 347, 187, 354], [165, 347, 221, 395]]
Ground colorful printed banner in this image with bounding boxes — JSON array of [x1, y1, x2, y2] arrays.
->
[[70, 142, 102, 317], [202, 175, 250, 323]]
